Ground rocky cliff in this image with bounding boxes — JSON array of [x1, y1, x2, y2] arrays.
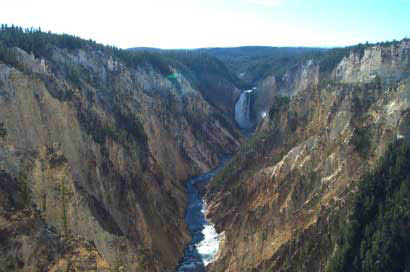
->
[[279, 59, 320, 96], [248, 59, 320, 127], [0, 28, 242, 271], [250, 40, 410, 130], [205, 40, 410, 272], [333, 40, 410, 84]]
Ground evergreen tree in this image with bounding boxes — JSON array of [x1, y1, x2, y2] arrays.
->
[[328, 139, 410, 272]]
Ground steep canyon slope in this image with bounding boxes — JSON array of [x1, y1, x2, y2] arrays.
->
[[0, 27, 242, 272], [206, 39, 410, 272]]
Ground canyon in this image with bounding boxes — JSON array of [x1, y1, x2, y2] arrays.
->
[[1, 27, 410, 272]]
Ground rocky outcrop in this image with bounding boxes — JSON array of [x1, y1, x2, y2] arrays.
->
[[249, 60, 319, 127], [247, 41, 410, 131], [205, 42, 410, 271], [0, 44, 241, 271], [252, 76, 276, 123], [332, 39, 410, 84], [280, 59, 320, 96]]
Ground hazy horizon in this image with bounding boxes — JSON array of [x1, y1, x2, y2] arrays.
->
[[2, 0, 410, 49]]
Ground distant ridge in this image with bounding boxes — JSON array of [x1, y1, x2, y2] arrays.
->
[[128, 47, 163, 52]]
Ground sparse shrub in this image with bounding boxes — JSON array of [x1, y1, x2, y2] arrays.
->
[[0, 122, 6, 139], [352, 126, 371, 157], [269, 96, 290, 122]]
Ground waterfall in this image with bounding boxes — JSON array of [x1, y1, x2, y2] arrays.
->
[[246, 91, 251, 121], [235, 89, 254, 129]]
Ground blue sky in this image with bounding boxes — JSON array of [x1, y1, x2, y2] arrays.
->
[[2, 0, 410, 48]]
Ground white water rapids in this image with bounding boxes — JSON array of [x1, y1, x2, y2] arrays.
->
[[196, 209, 220, 265]]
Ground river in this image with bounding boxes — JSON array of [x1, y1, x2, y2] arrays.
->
[[176, 160, 227, 271]]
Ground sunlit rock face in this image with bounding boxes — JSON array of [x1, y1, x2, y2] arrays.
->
[[332, 40, 410, 84], [280, 59, 320, 96], [252, 76, 277, 123]]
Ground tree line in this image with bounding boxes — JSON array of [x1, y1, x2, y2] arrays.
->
[[0, 24, 173, 75]]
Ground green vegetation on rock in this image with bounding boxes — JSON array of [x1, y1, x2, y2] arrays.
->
[[328, 139, 410, 272], [351, 126, 372, 158], [269, 96, 290, 123], [0, 122, 6, 139], [0, 24, 173, 75], [203, 46, 325, 85]]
